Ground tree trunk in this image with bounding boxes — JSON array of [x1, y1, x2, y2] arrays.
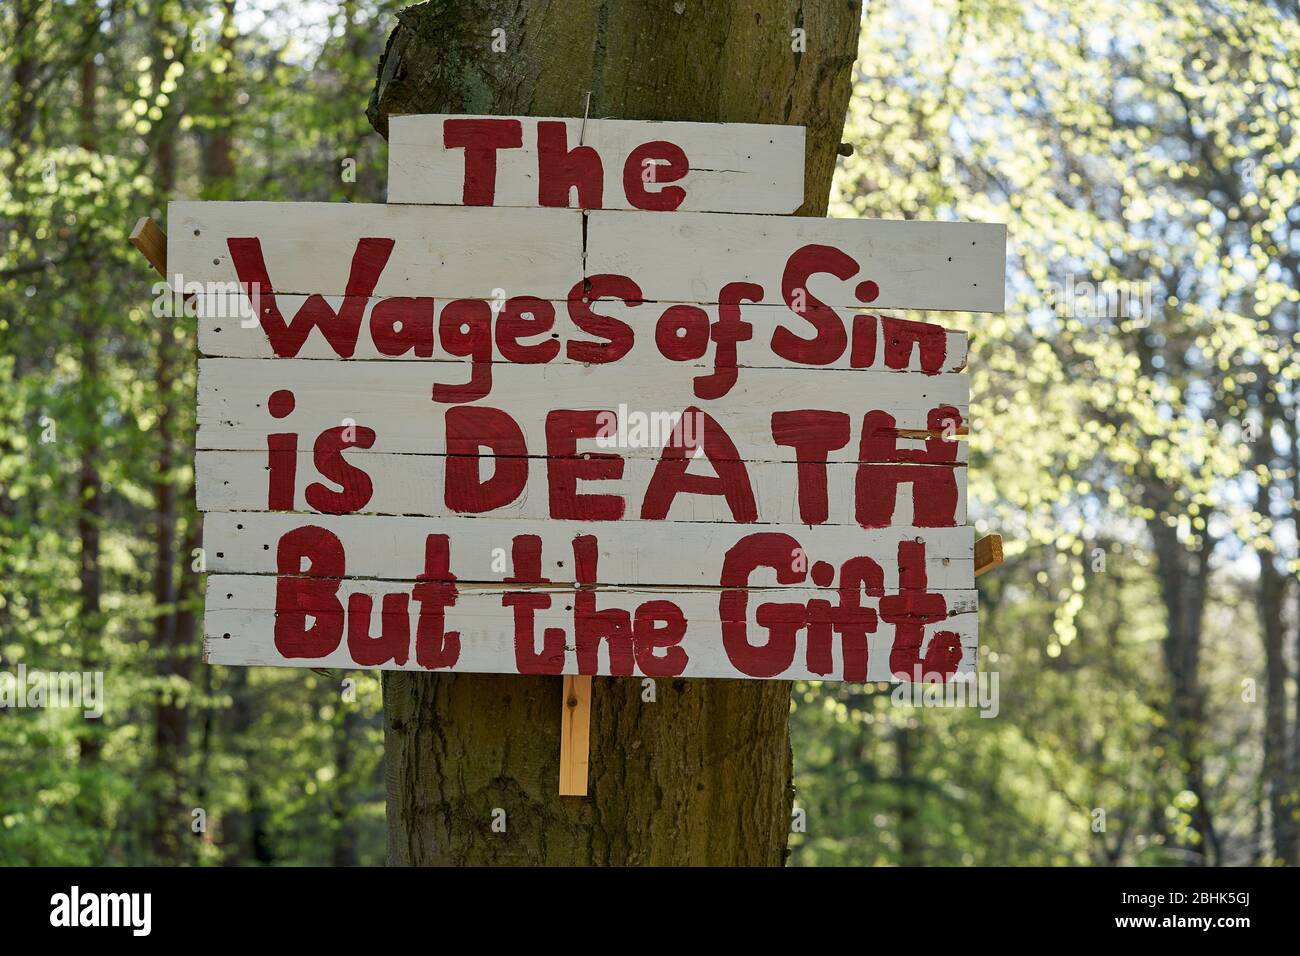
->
[[0, 0, 41, 641], [1290, 394, 1300, 867], [1250, 402, 1293, 864], [332, 700, 360, 867], [1257, 549, 1290, 862], [9, 0, 38, 146], [75, 13, 105, 834], [220, 668, 275, 866], [1144, 494, 1220, 865], [149, 9, 188, 865], [368, 0, 858, 866], [200, 0, 237, 196], [894, 722, 922, 865]]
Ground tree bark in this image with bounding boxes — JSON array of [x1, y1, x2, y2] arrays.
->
[[368, 0, 858, 866]]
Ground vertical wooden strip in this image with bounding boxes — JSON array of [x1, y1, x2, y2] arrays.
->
[[559, 675, 592, 796]]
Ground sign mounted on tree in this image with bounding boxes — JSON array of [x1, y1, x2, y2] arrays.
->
[[179, 113, 1006, 684]]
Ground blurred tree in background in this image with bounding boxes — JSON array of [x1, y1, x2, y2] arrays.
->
[[1, 0, 1296, 865], [792, 0, 1299, 866], [1, 0, 397, 865]]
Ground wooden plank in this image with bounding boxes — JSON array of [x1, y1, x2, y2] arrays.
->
[[202, 513, 976, 589], [203, 575, 979, 681], [168, 201, 1003, 314], [975, 533, 1004, 577], [130, 216, 167, 278], [195, 449, 967, 523], [559, 675, 592, 796], [193, 290, 968, 373], [178, 150, 996, 690], [387, 114, 805, 214], [195, 357, 971, 457], [585, 210, 1006, 313], [167, 201, 583, 299]]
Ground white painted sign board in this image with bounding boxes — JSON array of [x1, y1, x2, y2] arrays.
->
[[181, 114, 1005, 683], [386, 114, 807, 213]]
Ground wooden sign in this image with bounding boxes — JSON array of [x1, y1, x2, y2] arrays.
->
[[386, 114, 806, 213], [180, 115, 1005, 686]]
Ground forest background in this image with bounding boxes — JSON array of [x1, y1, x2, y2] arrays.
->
[[1, 0, 1297, 866]]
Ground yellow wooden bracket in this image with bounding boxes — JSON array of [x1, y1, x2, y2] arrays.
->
[[130, 216, 167, 278], [975, 533, 1004, 577], [559, 675, 592, 796]]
